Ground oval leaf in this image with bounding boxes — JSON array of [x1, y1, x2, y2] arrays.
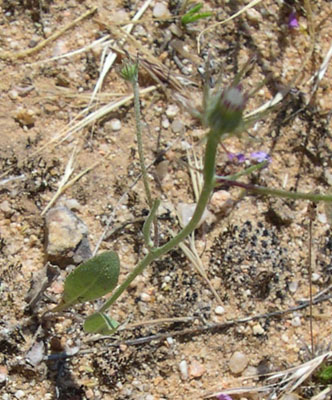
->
[[84, 312, 119, 335], [52, 251, 120, 312]]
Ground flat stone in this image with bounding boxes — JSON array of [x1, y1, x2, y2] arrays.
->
[[188, 360, 206, 378], [153, 3, 170, 18], [45, 206, 92, 266], [214, 306, 225, 315], [229, 351, 248, 374], [179, 360, 188, 380]]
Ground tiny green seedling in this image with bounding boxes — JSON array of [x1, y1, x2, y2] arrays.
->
[[181, 3, 212, 26], [316, 364, 332, 384]]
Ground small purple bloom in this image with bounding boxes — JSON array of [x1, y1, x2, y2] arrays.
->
[[288, 11, 299, 29], [227, 152, 246, 163], [250, 151, 271, 163], [216, 394, 233, 400]]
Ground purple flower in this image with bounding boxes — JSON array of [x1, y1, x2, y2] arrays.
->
[[228, 152, 246, 163], [216, 394, 233, 400], [250, 151, 271, 163], [288, 11, 299, 29]]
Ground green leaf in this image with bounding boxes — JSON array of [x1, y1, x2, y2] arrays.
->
[[52, 251, 120, 312], [181, 3, 212, 25], [84, 312, 120, 335]]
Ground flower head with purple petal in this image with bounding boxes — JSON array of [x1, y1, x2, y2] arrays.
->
[[250, 151, 271, 164], [288, 11, 299, 29], [216, 394, 233, 400], [227, 152, 246, 163]]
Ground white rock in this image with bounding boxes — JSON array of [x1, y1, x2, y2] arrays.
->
[[281, 333, 289, 343], [153, 3, 170, 18], [179, 360, 188, 380], [161, 117, 170, 129], [166, 337, 174, 345], [317, 213, 327, 223], [177, 203, 215, 227], [229, 351, 248, 374], [288, 281, 298, 293], [311, 273, 320, 282], [214, 306, 225, 315], [180, 140, 191, 150], [246, 8, 262, 23], [252, 323, 265, 335], [8, 89, 19, 100], [189, 360, 205, 378], [210, 190, 233, 214], [0, 200, 12, 215], [26, 341, 45, 366], [291, 316, 301, 327], [140, 292, 151, 302], [15, 391, 25, 399], [171, 119, 184, 133], [110, 118, 122, 131], [165, 104, 179, 119]]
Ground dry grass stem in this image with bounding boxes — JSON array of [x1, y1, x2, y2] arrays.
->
[[89, 0, 153, 105]]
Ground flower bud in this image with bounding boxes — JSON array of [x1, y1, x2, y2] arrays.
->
[[120, 61, 138, 82], [207, 85, 247, 136]]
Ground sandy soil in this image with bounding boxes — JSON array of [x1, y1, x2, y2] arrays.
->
[[0, 1, 331, 399]]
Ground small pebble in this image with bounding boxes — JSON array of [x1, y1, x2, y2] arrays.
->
[[152, 2, 170, 18], [15, 108, 36, 126], [252, 323, 265, 335], [0, 365, 8, 383], [317, 213, 327, 223], [177, 203, 215, 227], [311, 273, 320, 282], [229, 351, 248, 374], [0, 200, 12, 215], [165, 104, 179, 119], [110, 118, 122, 131], [180, 140, 191, 150], [282, 394, 298, 400], [281, 333, 289, 343], [288, 281, 298, 293], [171, 119, 184, 133], [161, 116, 170, 129], [8, 89, 19, 100], [214, 306, 225, 315], [210, 190, 233, 214], [246, 8, 262, 23], [179, 360, 188, 380], [291, 316, 301, 327], [166, 337, 174, 345], [155, 160, 169, 182], [140, 292, 151, 302], [243, 366, 258, 377], [15, 391, 25, 399], [189, 360, 206, 378]]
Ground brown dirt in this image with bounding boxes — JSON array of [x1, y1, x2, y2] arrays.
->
[[0, 1, 331, 399]]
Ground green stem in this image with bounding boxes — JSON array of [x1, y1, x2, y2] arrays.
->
[[132, 76, 153, 208], [220, 161, 268, 181], [218, 178, 332, 202], [98, 130, 220, 313]]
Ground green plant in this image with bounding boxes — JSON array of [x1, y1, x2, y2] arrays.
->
[[316, 364, 332, 384], [50, 60, 332, 334], [181, 3, 212, 26]]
